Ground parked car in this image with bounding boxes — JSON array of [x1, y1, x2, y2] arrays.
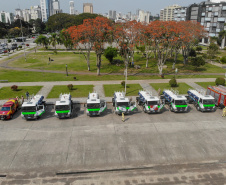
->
[[0, 98, 19, 120]]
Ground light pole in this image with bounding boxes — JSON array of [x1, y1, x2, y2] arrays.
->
[[66, 64, 68, 76], [19, 18, 26, 62], [175, 68, 178, 78]]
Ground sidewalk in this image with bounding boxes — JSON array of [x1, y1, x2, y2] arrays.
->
[[0, 78, 211, 105]]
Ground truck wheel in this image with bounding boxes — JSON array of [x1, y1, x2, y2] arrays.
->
[[196, 105, 200, 111], [10, 114, 13, 119], [170, 106, 174, 112], [143, 106, 146, 113]]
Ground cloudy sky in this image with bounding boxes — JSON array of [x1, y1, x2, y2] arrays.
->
[[1, 0, 206, 15]]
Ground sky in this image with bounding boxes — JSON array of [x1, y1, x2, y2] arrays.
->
[[0, 0, 206, 15]]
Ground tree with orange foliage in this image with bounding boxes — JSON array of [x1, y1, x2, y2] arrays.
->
[[148, 21, 181, 76], [179, 21, 206, 65], [68, 16, 113, 75], [67, 23, 94, 71]]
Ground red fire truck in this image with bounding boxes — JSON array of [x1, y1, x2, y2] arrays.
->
[[207, 85, 226, 108]]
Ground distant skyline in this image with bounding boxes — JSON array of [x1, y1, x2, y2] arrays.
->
[[1, 0, 205, 15]]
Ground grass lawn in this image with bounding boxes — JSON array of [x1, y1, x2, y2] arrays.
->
[[47, 85, 94, 98], [0, 86, 42, 100], [196, 82, 216, 89], [150, 83, 192, 94], [9, 51, 226, 74], [104, 84, 142, 97], [0, 68, 225, 82]]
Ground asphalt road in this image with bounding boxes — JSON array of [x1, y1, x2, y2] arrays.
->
[[0, 103, 226, 184]]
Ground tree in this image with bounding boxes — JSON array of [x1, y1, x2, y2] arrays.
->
[[68, 23, 95, 71], [35, 35, 49, 49], [8, 27, 21, 37], [179, 21, 205, 65], [49, 33, 60, 52], [189, 48, 197, 57], [59, 29, 73, 50], [34, 18, 46, 33], [68, 16, 113, 74], [208, 43, 219, 59], [0, 21, 7, 38], [104, 47, 118, 64], [46, 13, 100, 32], [191, 56, 205, 68]]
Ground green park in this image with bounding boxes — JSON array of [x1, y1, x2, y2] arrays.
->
[[1, 15, 226, 99]]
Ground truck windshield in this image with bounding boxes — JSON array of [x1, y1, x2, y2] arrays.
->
[[147, 101, 159, 106], [203, 99, 215, 104], [56, 105, 70, 111], [21, 106, 36, 112], [117, 102, 129, 107], [87, 103, 100, 108], [175, 100, 187, 105], [1, 107, 10, 111]]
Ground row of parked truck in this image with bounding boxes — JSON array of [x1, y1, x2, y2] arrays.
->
[[0, 85, 226, 120]]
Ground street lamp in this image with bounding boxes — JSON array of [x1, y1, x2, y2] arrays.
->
[[175, 68, 178, 77], [66, 64, 68, 76]]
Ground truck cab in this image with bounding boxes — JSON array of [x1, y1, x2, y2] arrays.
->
[[0, 99, 19, 120], [188, 90, 216, 112], [86, 92, 106, 116], [112, 91, 136, 115], [137, 90, 164, 113], [55, 94, 73, 118], [21, 95, 45, 120], [163, 90, 188, 112]]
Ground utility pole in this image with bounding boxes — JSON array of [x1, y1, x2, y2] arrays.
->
[[19, 18, 26, 62]]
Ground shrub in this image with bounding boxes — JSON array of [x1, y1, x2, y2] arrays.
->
[[189, 48, 196, 57], [215, 77, 225, 86], [11, 85, 18, 91], [121, 81, 125, 88], [67, 84, 73, 90], [191, 56, 205, 68], [202, 53, 207, 59], [221, 56, 226, 64], [104, 47, 118, 64], [18, 46, 22, 49], [196, 46, 202, 52], [169, 77, 178, 87], [112, 59, 123, 65]]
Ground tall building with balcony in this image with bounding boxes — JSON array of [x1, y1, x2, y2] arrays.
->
[[52, 0, 62, 14], [40, 0, 53, 22], [69, 1, 75, 15], [160, 4, 181, 21], [83, 3, 93, 14], [186, 1, 226, 45], [138, 10, 150, 23], [0, 11, 14, 24], [174, 7, 187, 21], [30, 6, 42, 20]]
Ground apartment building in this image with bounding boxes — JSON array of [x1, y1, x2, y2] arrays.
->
[[174, 7, 187, 21], [160, 4, 181, 21], [0, 11, 14, 24], [83, 3, 93, 14]]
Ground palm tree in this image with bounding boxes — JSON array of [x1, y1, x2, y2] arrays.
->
[[35, 35, 49, 49], [49, 33, 60, 52]]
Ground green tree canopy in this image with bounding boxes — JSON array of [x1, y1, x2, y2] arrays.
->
[[46, 13, 100, 32], [34, 18, 46, 34]]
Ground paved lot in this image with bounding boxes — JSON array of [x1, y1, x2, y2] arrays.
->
[[0, 103, 226, 184]]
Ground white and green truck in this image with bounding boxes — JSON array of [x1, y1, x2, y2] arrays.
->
[[136, 90, 164, 113], [187, 89, 216, 112], [86, 92, 107, 116], [112, 91, 136, 115], [163, 90, 188, 112], [55, 93, 73, 118], [21, 95, 45, 120]]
